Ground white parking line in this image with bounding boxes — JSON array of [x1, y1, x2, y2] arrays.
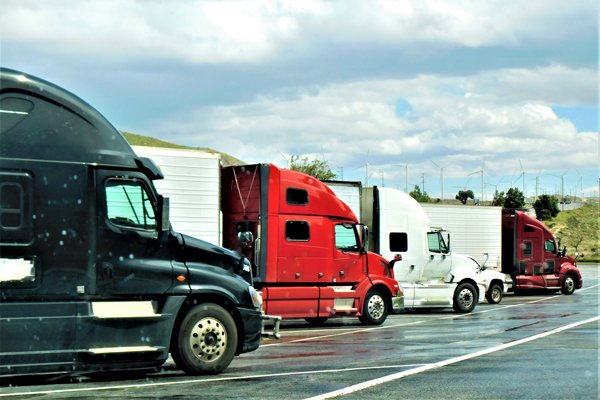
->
[[304, 315, 600, 400], [3, 285, 596, 398], [0, 364, 426, 398], [264, 286, 600, 347]]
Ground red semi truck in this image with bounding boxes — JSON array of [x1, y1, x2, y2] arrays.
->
[[220, 164, 403, 325], [502, 209, 582, 294]]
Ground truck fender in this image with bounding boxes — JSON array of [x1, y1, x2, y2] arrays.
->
[[354, 277, 395, 312]]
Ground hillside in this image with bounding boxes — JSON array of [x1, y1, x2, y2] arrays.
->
[[122, 131, 245, 167], [547, 203, 599, 262]]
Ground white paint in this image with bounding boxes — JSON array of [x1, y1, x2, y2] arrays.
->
[[305, 315, 600, 400], [2, 286, 597, 398], [88, 346, 158, 354], [0, 258, 34, 282], [92, 301, 157, 318]]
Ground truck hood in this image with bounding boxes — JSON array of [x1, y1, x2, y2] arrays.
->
[[175, 232, 252, 283]]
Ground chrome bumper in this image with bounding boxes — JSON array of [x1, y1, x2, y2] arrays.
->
[[261, 314, 282, 339], [392, 294, 405, 313]]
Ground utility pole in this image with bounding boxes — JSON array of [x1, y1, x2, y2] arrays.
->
[[431, 160, 444, 202]]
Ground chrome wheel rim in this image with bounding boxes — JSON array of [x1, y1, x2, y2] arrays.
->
[[189, 317, 227, 362], [491, 287, 502, 302], [367, 294, 385, 320], [564, 276, 574, 293], [458, 288, 474, 309]]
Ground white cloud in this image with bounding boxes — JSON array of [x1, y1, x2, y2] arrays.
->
[[147, 64, 597, 184], [1, 0, 596, 64]]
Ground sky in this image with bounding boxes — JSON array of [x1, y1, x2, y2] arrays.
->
[[1, 0, 598, 201]]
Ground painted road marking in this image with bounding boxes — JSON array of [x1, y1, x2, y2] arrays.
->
[[2, 284, 597, 397], [0, 364, 426, 398], [264, 285, 599, 347], [304, 315, 600, 400]]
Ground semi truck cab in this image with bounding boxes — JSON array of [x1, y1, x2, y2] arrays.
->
[[0, 67, 278, 377], [502, 209, 582, 294]]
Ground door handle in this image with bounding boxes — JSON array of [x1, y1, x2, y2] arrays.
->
[[101, 262, 113, 279], [339, 271, 345, 277]]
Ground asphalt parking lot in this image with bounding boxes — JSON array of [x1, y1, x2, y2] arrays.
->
[[1, 264, 598, 399]]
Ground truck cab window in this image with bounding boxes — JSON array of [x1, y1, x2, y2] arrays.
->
[[427, 232, 449, 254], [335, 223, 359, 252], [544, 240, 556, 253], [105, 180, 156, 230], [285, 220, 309, 241]]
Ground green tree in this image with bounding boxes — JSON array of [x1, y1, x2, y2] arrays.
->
[[533, 194, 560, 221], [290, 155, 336, 180], [504, 187, 525, 209], [455, 190, 474, 205], [492, 190, 506, 207], [409, 185, 431, 203], [560, 216, 596, 257]]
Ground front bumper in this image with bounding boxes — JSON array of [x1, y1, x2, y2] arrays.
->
[[392, 294, 404, 313], [237, 308, 280, 354]]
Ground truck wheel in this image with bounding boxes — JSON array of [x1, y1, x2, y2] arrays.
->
[[359, 290, 388, 325], [561, 274, 576, 295], [305, 317, 329, 325], [453, 282, 477, 313], [172, 303, 238, 375], [486, 283, 503, 304]]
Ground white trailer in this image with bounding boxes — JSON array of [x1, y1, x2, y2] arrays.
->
[[421, 204, 502, 271], [132, 146, 222, 245]]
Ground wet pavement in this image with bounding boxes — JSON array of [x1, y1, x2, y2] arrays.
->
[[1, 265, 598, 399]]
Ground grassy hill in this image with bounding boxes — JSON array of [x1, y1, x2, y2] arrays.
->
[[122, 131, 245, 167], [546, 203, 599, 263]]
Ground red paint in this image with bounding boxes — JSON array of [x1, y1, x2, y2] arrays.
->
[[222, 164, 400, 322], [502, 210, 582, 293]]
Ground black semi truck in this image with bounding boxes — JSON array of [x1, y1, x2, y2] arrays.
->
[[0, 67, 279, 377]]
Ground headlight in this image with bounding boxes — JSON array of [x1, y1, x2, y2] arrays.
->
[[248, 286, 263, 310]]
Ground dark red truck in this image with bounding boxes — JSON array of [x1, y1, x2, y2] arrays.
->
[[502, 210, 582, 294]]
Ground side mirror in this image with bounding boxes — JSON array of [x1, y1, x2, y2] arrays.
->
[[357, 224, 368, 253], [238, 231, 254, 244], [158, 195, 170, 233]]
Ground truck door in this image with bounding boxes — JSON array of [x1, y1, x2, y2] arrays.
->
[[517, 224, 546, 290], [332, 222, 365, 283], [95, 170, 174, 295], [425, 231, 453, 280], [541, 238, 560, 288]]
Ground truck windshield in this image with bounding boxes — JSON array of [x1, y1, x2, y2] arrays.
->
[[106, 180, 156, 230], [335, 223, 359, 252]]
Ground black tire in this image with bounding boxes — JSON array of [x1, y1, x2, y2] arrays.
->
[[304, 317, 329, 325], [359, 290, 388, 325], [453, 282, 477, 313], [561, 274, 576, 295], [171, 303, 238, 375], [486, 283, 503, 304]]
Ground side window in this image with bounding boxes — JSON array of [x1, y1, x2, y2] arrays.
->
[[286, 188, 308, 205], [335, 223, 359, 252], [0, 172, 33, 244], [544, 240, 556, 253], [285, 220, 309, 241], [105, 179, 156, 230], [523, 241, 532, 257], [389, 232, 408, 252], [524, 225, 536, 233], [427, 232, 449, 253]]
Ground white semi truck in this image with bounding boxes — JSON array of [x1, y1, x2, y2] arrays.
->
[[326, 182, 510, 310]]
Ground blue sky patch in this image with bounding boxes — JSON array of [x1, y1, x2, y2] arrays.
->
[[552, 106, 599, 132]]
